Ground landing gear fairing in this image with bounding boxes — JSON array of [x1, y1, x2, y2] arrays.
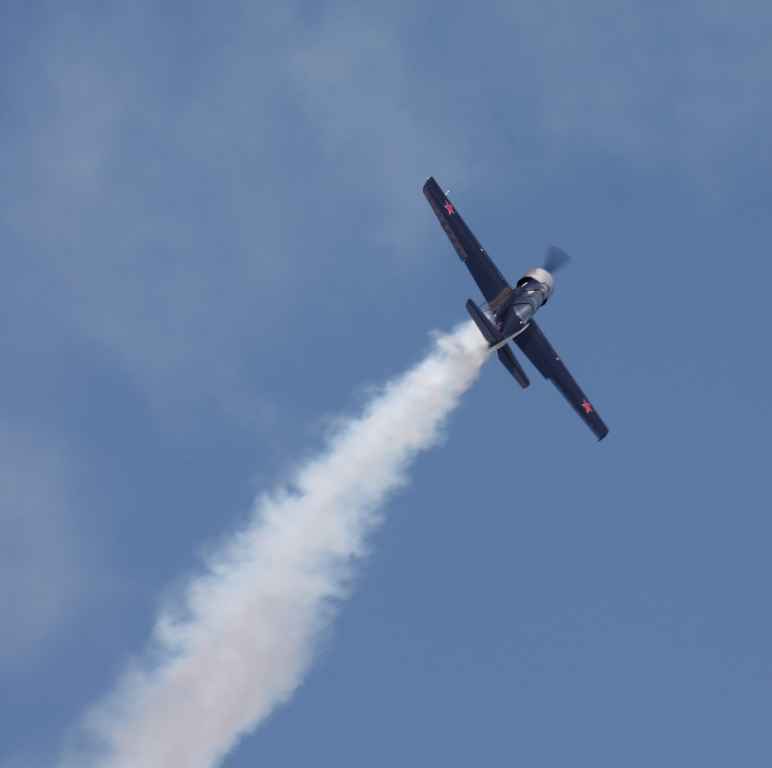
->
[[423, 177, 609, 441]]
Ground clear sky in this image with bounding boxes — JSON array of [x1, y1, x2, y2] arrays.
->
[[1, 1, 771, 766]]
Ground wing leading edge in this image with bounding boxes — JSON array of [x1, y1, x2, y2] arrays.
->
[[423, 177, 512, 310], [514, 321, 609, 440]]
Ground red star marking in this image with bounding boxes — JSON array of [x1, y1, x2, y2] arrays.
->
[[581, 400, 593, 413], [444, 203, 454, 214]]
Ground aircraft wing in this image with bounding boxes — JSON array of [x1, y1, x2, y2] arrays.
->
[[423, 177, 513, 311], [514, 320, 609, 440]]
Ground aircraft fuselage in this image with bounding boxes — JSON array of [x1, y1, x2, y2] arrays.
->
[[493, 275, 551, 338]]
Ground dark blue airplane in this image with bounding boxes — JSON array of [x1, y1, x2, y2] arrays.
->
[[424, 177, 608, 441]]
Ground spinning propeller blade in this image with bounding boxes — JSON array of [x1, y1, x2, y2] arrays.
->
[[544, 245, 571, 273]]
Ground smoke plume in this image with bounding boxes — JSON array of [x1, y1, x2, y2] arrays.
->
[[62, 321, 488, 768]]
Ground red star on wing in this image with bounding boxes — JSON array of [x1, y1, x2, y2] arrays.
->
[[444, 203, 454, 214], [581, 400, 593, 413]]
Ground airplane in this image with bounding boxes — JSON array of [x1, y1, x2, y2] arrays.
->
[[423, 177, 608, 441]]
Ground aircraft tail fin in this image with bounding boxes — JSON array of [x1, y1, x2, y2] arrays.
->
[[465, 298, 529, 388]]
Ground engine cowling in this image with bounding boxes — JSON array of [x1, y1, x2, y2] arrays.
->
[[517, 267, 554, 300]]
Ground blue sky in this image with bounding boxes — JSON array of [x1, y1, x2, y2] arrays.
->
[[1, 1, 771, 766]]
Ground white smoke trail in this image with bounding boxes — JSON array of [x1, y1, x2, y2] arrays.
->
[[62, 321, 488, 768]]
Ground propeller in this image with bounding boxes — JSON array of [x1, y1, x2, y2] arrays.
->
[[543, 245, 572, 274]]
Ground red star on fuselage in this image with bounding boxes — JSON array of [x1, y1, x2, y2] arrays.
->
[[581, 400, 593, 413], [444, 203, 454, 214]]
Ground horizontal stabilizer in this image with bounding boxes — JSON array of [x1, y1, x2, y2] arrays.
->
[[497, 344, 529, 388], [465, 299, 498, 345]]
